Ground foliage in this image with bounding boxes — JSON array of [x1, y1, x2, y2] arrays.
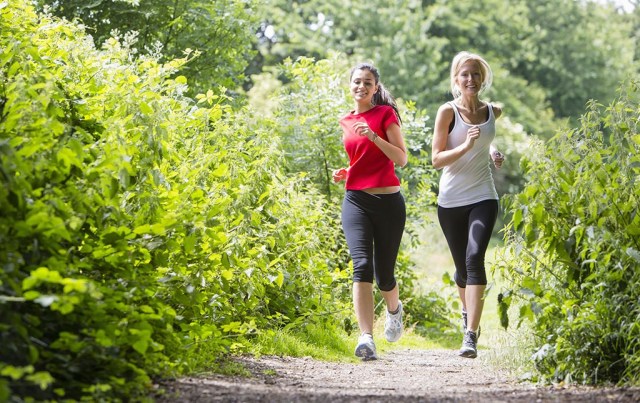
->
[[257, 0, 445, 118], [259, 0, 636, 127], [495, 82, 640, 385], [0, 2, 351, 400], [254, 0, 638, 205], [34, 0, 258, 96], [428, 0, 636, 122], [272, 54, 350, 202]]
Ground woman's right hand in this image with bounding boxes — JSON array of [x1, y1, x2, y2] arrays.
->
[[464, 126, 481, 150], [332, 168, 348, 183]]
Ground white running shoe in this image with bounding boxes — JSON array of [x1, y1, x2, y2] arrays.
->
[[384, 301, 403, 342], [354, 333, 377, 360]]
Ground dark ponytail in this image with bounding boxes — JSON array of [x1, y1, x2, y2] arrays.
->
[[350, 63, 402, 123]]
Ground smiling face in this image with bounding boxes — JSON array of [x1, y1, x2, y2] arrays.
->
[[350, 68, 378, 105], [455, 60, 484, 97], [449, 52, 493, 98]]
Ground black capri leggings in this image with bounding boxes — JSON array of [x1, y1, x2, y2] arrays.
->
[[341, 190, 406, 291], [437, 199, 498, 288]]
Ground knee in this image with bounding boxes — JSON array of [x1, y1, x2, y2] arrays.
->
[[454, 271, 467, 288], [464, 258, 487, 286], [353, 259, 374, 283], [466, 252, 485, 270], [377, 276, 397, 292]]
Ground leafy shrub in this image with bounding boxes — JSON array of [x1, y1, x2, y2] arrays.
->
[[0, 2, 350, 400], [496, 83, 640, 385]]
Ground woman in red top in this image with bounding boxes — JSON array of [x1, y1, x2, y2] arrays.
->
[[333, 63, 408, 360]]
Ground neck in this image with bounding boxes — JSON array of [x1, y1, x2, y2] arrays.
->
[[354, 102, 375, 114], [457, 96, 482, 113]]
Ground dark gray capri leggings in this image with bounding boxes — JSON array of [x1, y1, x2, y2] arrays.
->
[[341, 190, 406, 291], [437, 199, 498, 288]]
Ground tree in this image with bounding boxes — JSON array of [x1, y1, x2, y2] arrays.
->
[[258, 0, 637, 127], [35, 0, 258, 96]]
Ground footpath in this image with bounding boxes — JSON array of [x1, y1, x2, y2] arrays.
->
[[155, 349, 640, 402]]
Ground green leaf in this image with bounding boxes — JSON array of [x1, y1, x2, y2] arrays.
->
[[130, 329, 152, 355], [275, 271, 284, 288], [25, 372, 54, 390], [1, 365, 34, 380], [139, 102, 153, 115], [498, 293, 510, 329], [212, 163, 228, 177], [184, 234, 197, 253]]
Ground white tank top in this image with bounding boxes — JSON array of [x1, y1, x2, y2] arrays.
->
[[437, 102, 499, 208]]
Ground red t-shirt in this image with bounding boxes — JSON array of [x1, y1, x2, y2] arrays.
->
[[339, 105, 401, 190]]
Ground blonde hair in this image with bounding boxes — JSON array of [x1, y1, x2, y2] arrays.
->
[[449, 51, 493, 98]]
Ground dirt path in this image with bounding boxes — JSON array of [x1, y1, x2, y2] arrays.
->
[[155, 348, 640, 402]]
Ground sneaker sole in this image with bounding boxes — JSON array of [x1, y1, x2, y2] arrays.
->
[[459, 349, 477, 359], [384, 332, 402, 343], [355, 345, 377, 360]]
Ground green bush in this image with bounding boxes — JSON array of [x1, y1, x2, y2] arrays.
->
[[496, 82, 640, 385], [0, 2, 350, 400]]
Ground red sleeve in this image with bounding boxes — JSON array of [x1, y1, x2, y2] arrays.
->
[[382, 107, 400, 131]]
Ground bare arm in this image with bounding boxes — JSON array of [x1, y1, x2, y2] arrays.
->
[[493, 104, 503, 119], [373, 123, 408, 167], [353, 121, 408, 167], [431, 103, 478, 170], [490, 104, 504, 168]]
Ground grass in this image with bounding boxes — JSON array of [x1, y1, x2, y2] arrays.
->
[[241, 217, 486, 363], [248, 323, 354, 361], [242, 313, 459, 366]]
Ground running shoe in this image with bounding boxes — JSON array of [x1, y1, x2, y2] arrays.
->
[[355, 333, 377, 360], [462, 310, 481, 340], [459, 330, 478, 358], [384, 301, 403, 342]]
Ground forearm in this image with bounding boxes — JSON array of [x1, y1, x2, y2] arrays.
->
[[432, 143, 470, 170], [373, 135, 408, 167]]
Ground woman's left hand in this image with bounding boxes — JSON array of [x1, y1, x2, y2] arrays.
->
[[352, 122, 377, 141], [491, 150, 505, 169]]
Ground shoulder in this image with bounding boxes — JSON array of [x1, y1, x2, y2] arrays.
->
[[436, 102, 455, 120], [340, 111, 355, 122], [376, 104, 395, 114], [377, 104, 400, 123], [489, 103, 503, 119]]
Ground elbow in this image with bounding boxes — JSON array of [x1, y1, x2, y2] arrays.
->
[[397, 153, 408, 168], [432, 157, 443, 170]]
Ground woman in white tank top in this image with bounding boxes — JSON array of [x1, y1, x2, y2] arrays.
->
[[431, 51, 505, 359]]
